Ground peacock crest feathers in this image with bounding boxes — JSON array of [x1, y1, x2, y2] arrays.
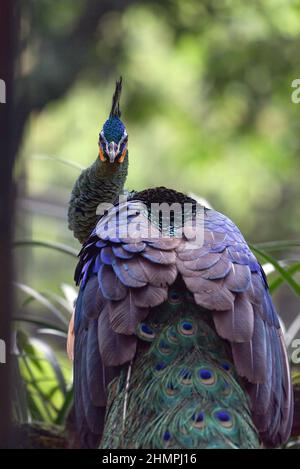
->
[[110, 76, 122, 118], [100, 77, 127, 153]]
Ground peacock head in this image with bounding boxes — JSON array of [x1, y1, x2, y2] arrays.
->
[[98, 77, 128, 164]]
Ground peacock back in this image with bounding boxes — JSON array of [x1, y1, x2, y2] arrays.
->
[[69, 188, 293, 449]]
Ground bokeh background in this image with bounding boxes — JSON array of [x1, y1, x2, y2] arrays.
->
[[17, 0, 300, 287], [12, 0, 300, 443]]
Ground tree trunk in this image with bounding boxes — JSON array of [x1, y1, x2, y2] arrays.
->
[[0, 0, 18, 448]]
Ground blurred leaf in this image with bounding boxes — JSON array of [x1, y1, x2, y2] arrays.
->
[[269, 262, 300, 293], [60, 283, 77, 310], [14, 282, 69, 327], [13, 240, 78, 258], [18, 334, 71, 424], [37, 329, 67, 339], [11, 353, 28, 423], [26, 392, 45, 422], [13, 316, 67, 333], [55, 387, 73, 426], [32, 154, 85, 171], [17, 330, 43, 373], [20, 354, 53, 421], [285, 314, 300, 347], [250, 245, 300, 297], [42, 291, 73, 315], [285, 437, 300, 449], [254, 241, 300, 252], [293, 372, 300, 386], [20, 290, 72, 317], [30, 339, 67, 395]]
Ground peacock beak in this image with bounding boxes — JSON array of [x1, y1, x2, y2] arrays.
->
[[107, 141, 119, 163]]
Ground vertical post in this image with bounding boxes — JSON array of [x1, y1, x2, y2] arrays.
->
[[0, 0, 18, 448]]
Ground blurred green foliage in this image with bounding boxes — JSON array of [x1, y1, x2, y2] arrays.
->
[[19, 1, 300, 292]]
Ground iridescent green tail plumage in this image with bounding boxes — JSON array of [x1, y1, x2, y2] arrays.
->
[[101, 284, 259, 449]]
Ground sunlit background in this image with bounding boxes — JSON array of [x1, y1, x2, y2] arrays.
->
[[13, 0, 300, 442]]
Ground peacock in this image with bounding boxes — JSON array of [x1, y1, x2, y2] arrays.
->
[[67, 78, 293, 449]]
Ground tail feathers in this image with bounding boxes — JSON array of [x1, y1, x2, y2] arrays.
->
[[101, 289, 259, 449]]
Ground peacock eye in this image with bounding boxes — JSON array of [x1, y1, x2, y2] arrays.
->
[[120, 136, 128, 149], [99, 132, 106, 147], [168, 289, 181, 304], [214, 410, 234, 429]]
